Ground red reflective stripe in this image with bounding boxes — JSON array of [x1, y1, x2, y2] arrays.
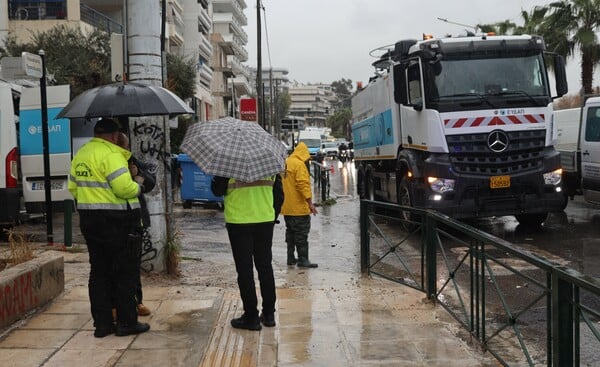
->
[[509, 115, 522, 124], [490, 116, 505, 125], [525, 114, 540, 123], [454, 118, 468, 128], [471, 117, 485, 127]]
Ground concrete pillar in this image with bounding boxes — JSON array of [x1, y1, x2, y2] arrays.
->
[[126, 0, 169, 272]]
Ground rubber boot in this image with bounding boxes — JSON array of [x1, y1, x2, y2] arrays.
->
[[297, 243, 318, 268], [287, 242, 297, 265]]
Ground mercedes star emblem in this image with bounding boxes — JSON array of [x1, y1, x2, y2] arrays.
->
[[487, 130, 509, 153]]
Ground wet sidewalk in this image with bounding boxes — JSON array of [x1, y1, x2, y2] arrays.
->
[[0, 201, 498, 366]]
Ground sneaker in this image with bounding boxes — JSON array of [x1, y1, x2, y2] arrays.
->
[[287, 258, 297, 266], [297, 260, 318, 268], [137, 303, 151, 316], [115, 322, 150, 336], [259, 313, 276, 327], [230, 314, 261, 331], [94, 324, 115, 338]]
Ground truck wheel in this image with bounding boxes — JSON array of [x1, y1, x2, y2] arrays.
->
[[183, 200, 192, 209], [398, 177, 418, 230], [560, 192, 569, 211], [366, 172, 375, 201], [357, 170, 365, 198], [515, 212, 548, 227]]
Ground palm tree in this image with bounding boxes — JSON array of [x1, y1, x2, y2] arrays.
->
[[541, 0, 600, 94]]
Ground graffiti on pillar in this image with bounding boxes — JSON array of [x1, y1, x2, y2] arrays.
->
[[0, 273, 39, 321], [133, 120, 169, 162], [140, 228, 158, 271]]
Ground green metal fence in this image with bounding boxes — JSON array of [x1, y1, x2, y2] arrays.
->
[[360, 200, 600, 367]]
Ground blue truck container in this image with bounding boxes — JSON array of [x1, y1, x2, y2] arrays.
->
[[178, 154, 223, 208]]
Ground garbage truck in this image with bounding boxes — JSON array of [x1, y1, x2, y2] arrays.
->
[[555, 96, 600, 206], [351, 33, 568, 225]]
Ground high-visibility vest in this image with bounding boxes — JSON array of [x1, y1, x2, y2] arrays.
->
[[224, 177, 275, 224], [68, 137, 141, 210]]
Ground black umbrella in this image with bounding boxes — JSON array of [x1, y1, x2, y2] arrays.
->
[[55, 82, 193, 119]]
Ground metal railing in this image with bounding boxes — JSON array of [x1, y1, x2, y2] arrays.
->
[[80, 4, 123, 34], [310, 159, 330, 202], [360, 200, 600, 366]]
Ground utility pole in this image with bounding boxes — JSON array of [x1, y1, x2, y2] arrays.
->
[[256, 0, 263, 128], [269, 68, 274, 135], [127, 0, 167, 272]]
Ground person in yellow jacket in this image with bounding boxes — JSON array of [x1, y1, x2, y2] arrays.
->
[[281, 142, 319, 268], [68, 117, 150, 338], [211, 174, 284, 330]]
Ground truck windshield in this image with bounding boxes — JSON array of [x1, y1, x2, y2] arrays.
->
[[429, 54, 549, 109], [300, 139, 321, 149]]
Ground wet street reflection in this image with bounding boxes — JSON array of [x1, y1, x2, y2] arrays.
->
[[179, 158, 493, 366]]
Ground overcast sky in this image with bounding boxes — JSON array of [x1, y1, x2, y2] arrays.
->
[[244, 0, 599, 95]]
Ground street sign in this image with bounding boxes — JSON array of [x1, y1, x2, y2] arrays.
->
[[240, 98, 257, 122], [281, 117, 304, 131], [21, 52, 43, 79]]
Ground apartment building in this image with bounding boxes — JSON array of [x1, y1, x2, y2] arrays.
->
[[210, 0, 251, 118], [288, 83, 332, 128], [1, 0, 254, 123]]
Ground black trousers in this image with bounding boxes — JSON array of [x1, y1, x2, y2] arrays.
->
[[226, 222, 276, 318], [79, 209, 141, 327]]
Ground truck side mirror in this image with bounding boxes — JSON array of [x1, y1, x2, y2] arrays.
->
[[553, 54, 568, 98], [393, 64, 408, 104]]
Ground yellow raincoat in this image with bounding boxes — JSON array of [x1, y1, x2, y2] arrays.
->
[[281, 142, 312, 216]]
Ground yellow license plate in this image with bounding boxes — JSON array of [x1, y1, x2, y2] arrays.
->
[[490, 175, 510, 189]]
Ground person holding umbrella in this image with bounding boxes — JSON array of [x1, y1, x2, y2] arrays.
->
[[68, 117, 150, 337], [181, 117, 289, 330], [211, 174, 284, 330]]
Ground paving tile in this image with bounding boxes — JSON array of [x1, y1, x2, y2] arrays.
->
[[22, 313, 91, 330], [0, 348, 54, 367], [116, 349, 188, 367], [129, 331, 191, 349], [345, 339, 424, 364], [61, 330, 134, 350], [277, 297, 332, 313], [0, 329, 75, 348], [42, 349, 123, 367], [44, 300, 90, 314], [154, 299, 215, 315], [277, 341, 349, 366]]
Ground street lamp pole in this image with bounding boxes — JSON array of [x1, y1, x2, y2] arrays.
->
[[256, 1, 263, 128]]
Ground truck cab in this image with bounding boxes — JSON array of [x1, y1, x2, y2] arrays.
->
[[352, 33, 568, 226]]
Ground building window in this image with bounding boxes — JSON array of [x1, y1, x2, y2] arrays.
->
[[8, 0, 67, 20]]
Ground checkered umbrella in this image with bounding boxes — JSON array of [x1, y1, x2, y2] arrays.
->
[[180, 117, 287, 182]]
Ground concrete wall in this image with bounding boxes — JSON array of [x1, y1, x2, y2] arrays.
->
[[0, 254, 64, 330]]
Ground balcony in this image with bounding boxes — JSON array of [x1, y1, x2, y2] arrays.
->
[[198, 63, 213, 85], [212, 0, 247, 25], [197, 9, 211, 34], [198, 37, 213, 60], [80, 3, 123, 34]]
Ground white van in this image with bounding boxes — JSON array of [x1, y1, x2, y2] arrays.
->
[[298, 130, 323, 157], [19, 85, 72, 213]]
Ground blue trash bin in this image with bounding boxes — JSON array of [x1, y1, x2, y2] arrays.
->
[[178, 154, 223, 208]]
